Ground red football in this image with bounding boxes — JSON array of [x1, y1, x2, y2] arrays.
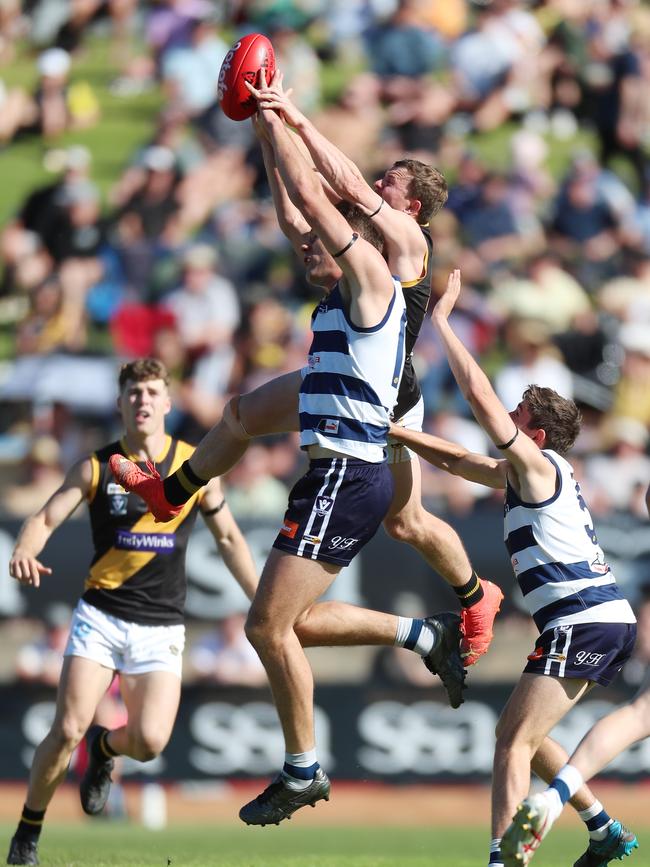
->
[[218, 33, 276, 122]]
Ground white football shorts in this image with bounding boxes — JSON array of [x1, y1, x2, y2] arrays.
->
[[387, 396, 424, 465], [64, 598, 185, 678]]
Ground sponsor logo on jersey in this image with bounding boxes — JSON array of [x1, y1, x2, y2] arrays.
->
[[279, 519, 299, 539], [308, 354, 320, 368], [317, 418, 339, 435], [315, 496, 333, 517], [115, 530, 176, 552]]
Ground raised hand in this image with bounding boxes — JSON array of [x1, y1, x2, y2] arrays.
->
[[433, 269, 462, 324], [245, 69, 301, 128]]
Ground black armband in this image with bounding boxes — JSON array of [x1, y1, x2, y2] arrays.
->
[[368, 198, 384, 218], [332, 233, 359, 258], [496, 428, 519, 450], [201, 498, 226, 517]]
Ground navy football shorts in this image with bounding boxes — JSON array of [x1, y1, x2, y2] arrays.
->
[[273, 456, 394, 567], [524, 621, 637, 686]]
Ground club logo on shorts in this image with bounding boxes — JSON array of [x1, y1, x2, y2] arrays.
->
[[574, 651, 605, 666], [328, 536, 358, 551], [279, 519, 300, 539], [315, 496, 333, 517], [169, 645, 180, 656], [107, 482, 129, 516]]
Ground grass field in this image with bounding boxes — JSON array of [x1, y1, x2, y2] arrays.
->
[[1, 822, 647, 867]]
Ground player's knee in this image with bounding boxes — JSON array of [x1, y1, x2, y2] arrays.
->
[[293, 606, 315, 647], [130, 729, 168, 762], [51, 717, 87, 753], [384, 510, 419, 545], [223, 396, 251, 443]]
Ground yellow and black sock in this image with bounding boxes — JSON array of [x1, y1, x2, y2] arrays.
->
[[163, 460, 208, 506], [15, 805, 45, 843], [453, 572, 484, 608], [91, 728, 119, 762]]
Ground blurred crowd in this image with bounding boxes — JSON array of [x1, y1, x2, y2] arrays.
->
[[0, 1, 649, 532]]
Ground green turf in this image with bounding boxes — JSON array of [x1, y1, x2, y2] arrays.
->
[[2, 822, 644, 867]]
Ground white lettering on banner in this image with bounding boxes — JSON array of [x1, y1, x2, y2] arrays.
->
[[188, 702, 333, 775], [357, 701, 497, 774]]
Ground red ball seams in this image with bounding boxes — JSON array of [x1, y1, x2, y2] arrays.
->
[[218, 33, 276, 122]]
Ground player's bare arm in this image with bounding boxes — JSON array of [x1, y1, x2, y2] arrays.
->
[[255, 117, 311, 253], [250, 72, 426, 279], [10, 457, 93, 587], [200, 476, 259, 602], [432, 269, 556, 502], [389, 423, 508, 489], [255, 94, 393, 325]]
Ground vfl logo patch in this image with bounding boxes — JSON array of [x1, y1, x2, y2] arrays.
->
[[107, 482, 128, 516], [308, 354, 320, 369], [279, 519, 300, 539], [315, 496, 333, 517], [115, 531, 176, 552]]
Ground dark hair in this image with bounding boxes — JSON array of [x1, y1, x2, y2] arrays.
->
[[118, 358, 170, 391], [336, 201, 384, 253], [391, 159, 448, 224], [523, 384, 582, 456]]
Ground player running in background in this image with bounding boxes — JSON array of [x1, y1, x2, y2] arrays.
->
[[111, 69, 503, 671], [6, 358, 259, 867], [498, 491, 650, 865], [389, 270, 638, 867]]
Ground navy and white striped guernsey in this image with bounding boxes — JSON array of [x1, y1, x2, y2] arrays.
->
[[504, 449, 636, 634], [299, 279, 407, 463]]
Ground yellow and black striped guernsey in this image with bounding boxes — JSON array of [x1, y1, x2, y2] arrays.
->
[[82, 436, 202, 626]]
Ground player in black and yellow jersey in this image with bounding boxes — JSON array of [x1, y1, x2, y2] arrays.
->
[[6, 358, 258, 867]]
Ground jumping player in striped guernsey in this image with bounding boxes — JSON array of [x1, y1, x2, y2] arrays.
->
[[390, 270, 638, 867], [109, 69, 503, 673], [6, 358, 260, 867]]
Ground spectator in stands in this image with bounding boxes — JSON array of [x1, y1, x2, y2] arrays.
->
[[495, 315, 574, 410], [188, 611, 267, 686], [162, 244, 240, 399], [584, 416, 650, 517]]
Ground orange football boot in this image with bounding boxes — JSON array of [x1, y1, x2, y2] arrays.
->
[[108, 455, 182, 523], [460, 578, 504, 666]]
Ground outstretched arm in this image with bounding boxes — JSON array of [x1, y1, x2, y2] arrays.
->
[[432, 270, 555, 498], [389, 423, 508, 489], [10, 458, 92, 587], [250, 73, 426, 272], [254, 115, 311, 253]]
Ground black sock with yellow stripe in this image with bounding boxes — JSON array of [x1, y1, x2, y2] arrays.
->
[[163, 460, 208, 506], [15, 805, 45, 842], [91, 728, 119, 762], [453, 572, 484, 608]]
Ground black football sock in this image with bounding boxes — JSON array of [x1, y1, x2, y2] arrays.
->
[[92, 728, 119, 761], [453, 572, 484, 608], [15, 805, 45, 843], [162, 460, 209, 506]]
